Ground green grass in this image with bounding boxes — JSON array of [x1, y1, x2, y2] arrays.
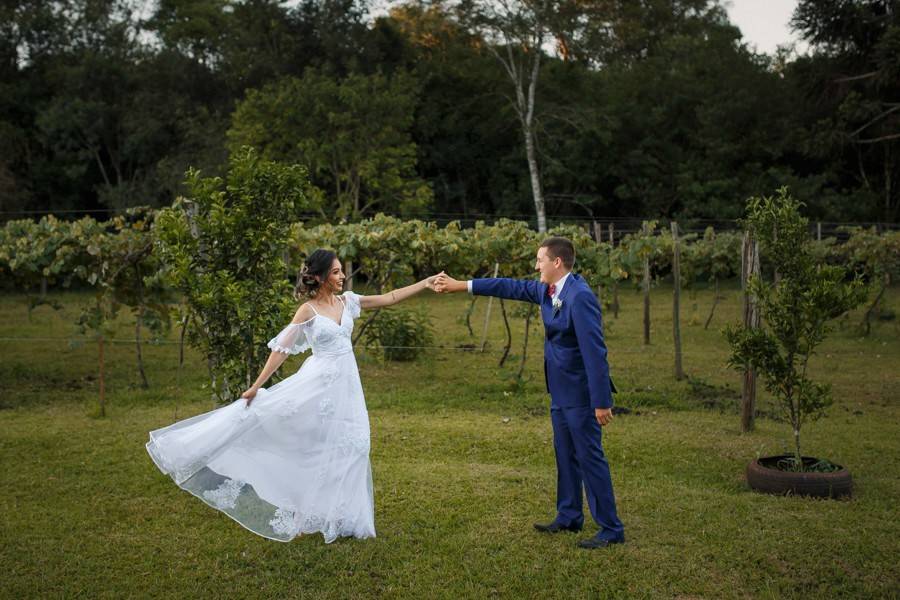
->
[[1, 283, 898, 598]]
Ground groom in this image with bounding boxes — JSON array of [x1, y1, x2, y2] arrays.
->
[[435, 237, 624, 549]]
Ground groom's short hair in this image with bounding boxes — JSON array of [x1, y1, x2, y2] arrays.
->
[[540, 236, 575, 269]]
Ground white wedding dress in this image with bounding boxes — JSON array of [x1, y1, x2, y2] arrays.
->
[[146, 291, 375, 543]]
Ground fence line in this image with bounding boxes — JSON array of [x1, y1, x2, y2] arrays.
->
[[0, 336, 895, 358]]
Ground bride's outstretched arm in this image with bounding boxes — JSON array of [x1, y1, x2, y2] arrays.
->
[[358, 273, 443, 309]]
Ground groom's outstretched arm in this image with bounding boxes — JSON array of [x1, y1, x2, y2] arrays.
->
[[436, 275, 543, 305], [472, 278, 544, 305], [571, 289, 614, 410]]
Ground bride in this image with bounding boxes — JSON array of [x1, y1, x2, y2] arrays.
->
[[146, 249, 439, 543]]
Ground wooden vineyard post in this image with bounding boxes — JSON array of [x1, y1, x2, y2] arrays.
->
[[671, 222, 684, 380], [480, 262, 500, 352], [98, 334, 106, 417], [593, 222, 603, 299], [609, 223, 619, 318], [642, 222, 651, 345], [740, 232, 761, 432]]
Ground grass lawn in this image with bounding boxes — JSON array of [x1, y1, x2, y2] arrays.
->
[[1, 282, 898, 598]]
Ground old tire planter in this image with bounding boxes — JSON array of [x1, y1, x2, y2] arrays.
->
[[746, 455, 852, 499]]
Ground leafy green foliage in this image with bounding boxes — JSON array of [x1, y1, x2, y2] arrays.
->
[[228, 69, 431, 219], [4, 201, 897, 394], [5, 0, 899, 222], [685, 228, 743, 283], [362, 306, 434, 361], [791, 0, 900, 221], [0, 216, 83, 312], [154, 148, 316, 402], [835, 227, 900, 334], [725, 188, 868, 466]]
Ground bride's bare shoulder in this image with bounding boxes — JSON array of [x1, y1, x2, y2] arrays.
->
[[291, 303, 315, 324]]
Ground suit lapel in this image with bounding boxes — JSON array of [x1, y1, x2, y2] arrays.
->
[[558, 273, 579, 308]]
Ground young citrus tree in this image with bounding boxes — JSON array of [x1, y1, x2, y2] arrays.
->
[[725, 188, 867, 469], [155, 148, 317, 403]]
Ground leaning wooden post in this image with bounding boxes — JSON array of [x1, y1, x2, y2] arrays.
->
[[772, 223, 780, 284], [642, 223, 652, 345], [671, 222, 684, 379], [480, 262, 500, 352], [592, 221, 603, 298], [816, 222, 822, 241], [740, 232, 761, 432], [98, 334, 106, 417], [609, 223, 619, 318], [344, 259, 353, 291]]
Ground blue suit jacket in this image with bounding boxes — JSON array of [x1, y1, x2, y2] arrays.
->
[[472, 273, 616, 409]]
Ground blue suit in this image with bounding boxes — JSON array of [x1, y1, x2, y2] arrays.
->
[[472, 273, 624, 538]]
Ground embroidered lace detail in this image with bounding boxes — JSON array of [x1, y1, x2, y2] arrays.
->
[[338, 427, 370, 456], [172, 462, 205, 483], [303, 513, 325, 532], [275, 394, 303, 417], [322, 501, 351, 543], [321, 363, 340, 385], [318, 396, 335, 422], [268, 342, 298, 354], [270, 507, 301, 537], [270, 502, 361, 541], [315, 466, 328, 483], [202, 478, 245, 510], [323, 520, 341, 543]]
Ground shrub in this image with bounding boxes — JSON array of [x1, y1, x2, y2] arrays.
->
[[363, 307, 433, 361]]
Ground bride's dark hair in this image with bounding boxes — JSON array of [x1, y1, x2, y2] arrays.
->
[[294, 249, 338, 300]]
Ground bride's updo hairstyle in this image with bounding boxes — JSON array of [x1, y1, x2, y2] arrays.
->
[[294, 249, 338, 300]]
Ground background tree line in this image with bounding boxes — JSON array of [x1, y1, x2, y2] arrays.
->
[[1, 0, 898, 224]]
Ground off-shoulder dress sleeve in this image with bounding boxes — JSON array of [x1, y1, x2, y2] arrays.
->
[[342, 291, 362, 319], [267, 320, 312, 355]]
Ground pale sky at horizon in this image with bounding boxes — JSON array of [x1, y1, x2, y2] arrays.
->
[[724, 0, 808, 55], [309, 0, 811, 57]]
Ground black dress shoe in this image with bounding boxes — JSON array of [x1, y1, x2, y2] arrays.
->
[[533, 521, 582, 533], [577, 533, 625, 549]]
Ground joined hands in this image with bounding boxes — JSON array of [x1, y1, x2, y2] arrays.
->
[[424, 272, 443, 291], [432, 273, 464, 293]]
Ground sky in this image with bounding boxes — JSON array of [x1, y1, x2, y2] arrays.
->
[[724, 0, 809, 55], [299, 0, 810, 57]]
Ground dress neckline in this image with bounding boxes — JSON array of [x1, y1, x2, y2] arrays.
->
[[309, 296, 346, 327]]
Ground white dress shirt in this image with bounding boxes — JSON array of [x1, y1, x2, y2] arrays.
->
[[549, 272, 570, 302]]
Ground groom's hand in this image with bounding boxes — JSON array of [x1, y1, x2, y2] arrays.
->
[[434, 274, 466, 293], [425, 272, 445, 290], [595, 408, 613, 427]]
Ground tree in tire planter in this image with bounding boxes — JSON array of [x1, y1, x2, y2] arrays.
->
[[725, 188, 866, 498]]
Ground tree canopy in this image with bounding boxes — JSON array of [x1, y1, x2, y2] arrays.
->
[[2, 0, 897, 223]]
